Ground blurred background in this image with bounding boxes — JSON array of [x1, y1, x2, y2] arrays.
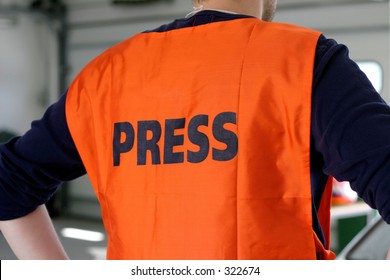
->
[[0, 0, 390, 259]]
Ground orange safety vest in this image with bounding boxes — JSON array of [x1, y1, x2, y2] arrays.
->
[[66, 17, 335, 259]]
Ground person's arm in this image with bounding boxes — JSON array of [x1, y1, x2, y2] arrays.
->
[[0, 93, 86, 258], [312, 36, 390, 223], [0, 205, 68, 259], [0, 93, 86, 221]]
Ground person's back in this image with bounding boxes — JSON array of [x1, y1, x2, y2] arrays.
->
[[66, 14, 323, 259]]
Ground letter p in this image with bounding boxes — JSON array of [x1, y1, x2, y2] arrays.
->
[[113, 122, 135, 166]]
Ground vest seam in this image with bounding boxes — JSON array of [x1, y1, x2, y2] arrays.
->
[[235, 21, 258, 260], [104, 56, 115, 258]]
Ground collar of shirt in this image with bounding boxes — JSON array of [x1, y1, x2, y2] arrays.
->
[[186, 8, 240, 18]]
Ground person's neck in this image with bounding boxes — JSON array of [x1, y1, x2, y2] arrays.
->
[[196, 1, 261, 18]]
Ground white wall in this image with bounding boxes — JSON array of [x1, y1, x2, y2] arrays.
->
[[0, 13, 57, 134], [66, 0, 192, 82], [275, 1, 389, 99]]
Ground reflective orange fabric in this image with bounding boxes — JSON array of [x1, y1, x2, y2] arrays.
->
[[66, 18, 325, 259]]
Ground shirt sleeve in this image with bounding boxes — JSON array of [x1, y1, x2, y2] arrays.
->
[[312, 35, 390, 223], [0, 92, 86, 220]]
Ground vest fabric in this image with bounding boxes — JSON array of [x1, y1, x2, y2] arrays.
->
[[66, 17, 332, 259]]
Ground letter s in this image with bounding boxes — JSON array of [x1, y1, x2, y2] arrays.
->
[[212, 112, 238, 161]]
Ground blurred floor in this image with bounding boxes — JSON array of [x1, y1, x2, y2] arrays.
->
[[0, 216, 107, 260]]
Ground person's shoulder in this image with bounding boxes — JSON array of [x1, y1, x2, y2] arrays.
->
[[314, 34, 350, 67], [261, 20, 322, 37], [249, 20, 322, 48], [70, 33, 141, 83], [316, 35, 342, 53]]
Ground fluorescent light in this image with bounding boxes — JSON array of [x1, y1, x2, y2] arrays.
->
[[61, 228, 105, 242]]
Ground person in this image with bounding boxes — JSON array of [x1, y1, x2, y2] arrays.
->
[[0, 0, 389, 260]]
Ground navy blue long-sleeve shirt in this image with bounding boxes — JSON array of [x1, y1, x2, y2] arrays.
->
[[1, 11, 390, 249]]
